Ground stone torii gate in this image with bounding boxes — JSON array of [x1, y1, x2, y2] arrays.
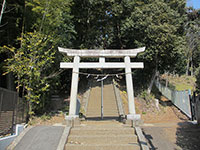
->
[[59, 47, 145, 121]]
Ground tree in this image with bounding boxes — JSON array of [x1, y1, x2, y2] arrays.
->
[[185, 8, 200, 76], [1, 0, 191, 115], [26, 0, 75, 47], [0, 0, 25, 47], [70, 0, 187, 93], [196, 66, 200, 94], [5, 32, 56, 115], [0, 0, 26, 89], [117, 0, 186, 92]]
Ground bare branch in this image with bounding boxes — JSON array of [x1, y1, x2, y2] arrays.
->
[[44, 69, 65, 79]]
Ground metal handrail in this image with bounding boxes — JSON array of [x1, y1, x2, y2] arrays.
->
[[112, 79, 125, 120]]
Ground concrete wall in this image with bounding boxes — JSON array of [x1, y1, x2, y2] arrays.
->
[[0, 124, 24, 150]]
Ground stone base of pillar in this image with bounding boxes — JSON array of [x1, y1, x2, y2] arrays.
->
[[126, 114, 141, 120], [65, 115, 80, 127], [125, 114, 143, 127]]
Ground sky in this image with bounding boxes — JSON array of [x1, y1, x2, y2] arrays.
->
[[187, 0, 200, 9]]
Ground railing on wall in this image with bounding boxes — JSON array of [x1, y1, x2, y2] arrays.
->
[[112, 79, 125, 120], [154, 80, 192, 119], [0, 87, 28, 136]]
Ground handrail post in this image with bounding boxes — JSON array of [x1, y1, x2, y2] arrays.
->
[[101, 80, 104, 120]]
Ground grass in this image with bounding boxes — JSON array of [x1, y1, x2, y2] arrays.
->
[[160, 74, 196, 91], [40, 113, 52, 121], [175, 84, 194, 91]]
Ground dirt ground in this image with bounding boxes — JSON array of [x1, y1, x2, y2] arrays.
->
[[28, 113, 65, 126], [135, 96, 200, 150], [120, 89, 200, 150], [137, 96, 188, 124]]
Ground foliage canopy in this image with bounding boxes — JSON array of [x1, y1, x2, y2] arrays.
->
[[1, 0, 200, 113]]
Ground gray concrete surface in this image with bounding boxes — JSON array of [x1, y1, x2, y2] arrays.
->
[[142, 126, 181, 150], [56, 126, 71, 150], [0, 124, 25, 150], [135, 127, 149, 150], [13, 126, 64, 150]]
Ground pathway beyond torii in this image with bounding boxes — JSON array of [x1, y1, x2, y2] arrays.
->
[[86, 83, 118, 119]]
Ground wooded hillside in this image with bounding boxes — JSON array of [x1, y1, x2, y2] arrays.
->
[[0, 0, 200, 114]]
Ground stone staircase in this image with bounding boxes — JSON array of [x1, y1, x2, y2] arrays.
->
[[86, 84, 119, 118], [65, 121, 141, 150], [65, 83, 142, 150]]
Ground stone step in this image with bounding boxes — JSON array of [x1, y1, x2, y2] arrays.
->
[[87, 101, 117, 104], [88, 105, 118, 108], [87, 111, 118, 113], [87, 110, 118, 113], [87, 107, 118, 110], [87, 107, 118, 109], [65, 144, 141, 150], [86, 113, 118, 115], [86, 110, 118, 112], [87, 109, 118, 111], [86, 115, 119, 118], [87, 108, 117, 110], [86, 116, 119, 118], [74, 124, 124, 128], [88, 104, 117, 109], [74, 125, 125, 128], [76, 123, 126, 128], [88, 107, 118, 109], [86, 113, 118, 116], [88, 103, 117, 106], [70, 128, 135, 135], [86, 114, 119, 117], [87, 83, 119, 117], [88, 101, 116, 103], [67, 135, 138, 144]]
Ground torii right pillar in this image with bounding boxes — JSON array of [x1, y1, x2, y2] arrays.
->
[[125, 56, 141, 126]]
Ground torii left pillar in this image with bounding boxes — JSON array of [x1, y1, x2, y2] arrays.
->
[[68, 56, 80, 118]]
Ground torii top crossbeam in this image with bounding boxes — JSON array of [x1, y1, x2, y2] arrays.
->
[[58, 47, 145, 58]]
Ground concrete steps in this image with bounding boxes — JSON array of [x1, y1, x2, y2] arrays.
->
[[65, 121, 141, 150], [68, 135, 138, 144], [70, 128, 135, 135], [86, 84, 119, 118], [87, 111, 118, 115], [65, 83, 141, 149], [66, 144, 140, 150]]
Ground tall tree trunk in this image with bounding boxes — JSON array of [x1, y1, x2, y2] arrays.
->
[[148, 70, 158, 94], [165, 72, 169, 87], [40, 0, 50, 32], [20, 0, 26, 47], [0, 0, 6, 24], [191, 58, 193, 76], [6, 73, 15, 91], [186, 58, 190, 76]]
